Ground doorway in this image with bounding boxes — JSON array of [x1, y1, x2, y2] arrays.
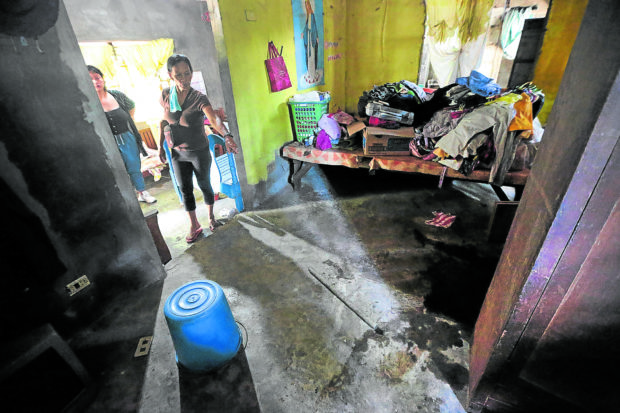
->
[[65, 0, 244, 218]]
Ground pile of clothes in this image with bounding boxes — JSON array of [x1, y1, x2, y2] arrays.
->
[[356, 72, 545, 185], [313, 110, 356, 150]]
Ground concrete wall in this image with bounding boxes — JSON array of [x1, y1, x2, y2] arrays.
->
[[212, 0, 425, 205], [0, 2, 165, 338], [470, 0, 620, 409], [64, 0, 226, 110]]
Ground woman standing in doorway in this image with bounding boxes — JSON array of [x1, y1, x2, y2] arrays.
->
[[88, 65, 156, 204], [159, 54, 238, 243]]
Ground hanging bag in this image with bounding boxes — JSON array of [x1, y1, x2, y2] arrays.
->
[[265, 41, 292, 92]]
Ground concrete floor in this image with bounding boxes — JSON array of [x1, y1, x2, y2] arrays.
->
[[112, 162, 510, 413]]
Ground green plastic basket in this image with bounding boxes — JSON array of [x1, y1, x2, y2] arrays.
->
[[288, 97, 330, 142]]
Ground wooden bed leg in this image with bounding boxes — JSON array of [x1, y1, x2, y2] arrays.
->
[[288, 159, 314, 190], [438, 167, 448, 188], [287, 159, 296, 187]]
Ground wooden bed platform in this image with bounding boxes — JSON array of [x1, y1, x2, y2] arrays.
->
[[280, 141, 530, 200]]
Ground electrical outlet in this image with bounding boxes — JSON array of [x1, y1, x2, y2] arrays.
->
[[66, 275, 90, 296], [134, 336, 153, 357]]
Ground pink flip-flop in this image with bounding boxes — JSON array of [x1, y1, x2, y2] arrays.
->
[[185, 227, 203, 243]]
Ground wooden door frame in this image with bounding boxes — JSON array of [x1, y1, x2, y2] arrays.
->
[[469, 0, 620, 410]]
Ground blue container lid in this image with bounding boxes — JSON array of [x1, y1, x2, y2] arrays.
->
[[165, 280, 221, 320]]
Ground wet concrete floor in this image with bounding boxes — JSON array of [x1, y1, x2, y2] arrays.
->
[[136, 162, 511, 412]]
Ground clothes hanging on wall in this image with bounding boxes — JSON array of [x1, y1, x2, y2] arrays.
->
[[427, 32, 488, 87], [500, 7, 534, 60], [424, 0, 494, 87]]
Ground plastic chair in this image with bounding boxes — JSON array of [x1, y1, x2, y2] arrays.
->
[[208, 134, 244, 212]]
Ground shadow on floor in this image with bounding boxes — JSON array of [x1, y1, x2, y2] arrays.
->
[[178, 348, 260, 413], [421, 240, 501, 327]]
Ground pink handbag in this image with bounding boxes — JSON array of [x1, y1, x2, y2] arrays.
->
[[265, 41, 292, 92]]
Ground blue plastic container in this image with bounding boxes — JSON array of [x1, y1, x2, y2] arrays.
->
[[164, 280, 241, 372]]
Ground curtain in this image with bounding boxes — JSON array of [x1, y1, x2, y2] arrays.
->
[[80, 42, 116, 78], [114, 39, 175, 79], [80, 39, 175, 126], [79, 38, 174, 80]]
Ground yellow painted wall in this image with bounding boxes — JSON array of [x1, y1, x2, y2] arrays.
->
[[218, 0, 585, 185], [533, 0, 588, 126], [345, 0, 426, 112], [218, 0, 346, 185]]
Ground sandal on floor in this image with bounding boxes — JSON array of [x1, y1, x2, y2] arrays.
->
[[185, 227, 203, 243], [209, 220, 223, 232]]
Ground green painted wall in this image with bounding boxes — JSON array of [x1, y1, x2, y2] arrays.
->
[[219, 0, 346, 185], [345, 0, 426, 112], [533, 0, 588, 126], [219, 0, 423, 184]]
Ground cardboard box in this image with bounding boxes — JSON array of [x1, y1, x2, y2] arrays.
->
[[346, 120, 366, 137], [363, 126, 415, 155], [365, 126, 415, 137]]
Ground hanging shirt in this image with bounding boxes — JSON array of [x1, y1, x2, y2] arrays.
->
[[500, 7, 533, 60]]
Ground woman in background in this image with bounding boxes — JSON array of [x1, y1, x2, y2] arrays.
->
[[88, 65, 156, 204], [159, 54, 238, 243]]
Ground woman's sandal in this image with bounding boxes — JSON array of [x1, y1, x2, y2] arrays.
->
[[185, 227, 203, 243]]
